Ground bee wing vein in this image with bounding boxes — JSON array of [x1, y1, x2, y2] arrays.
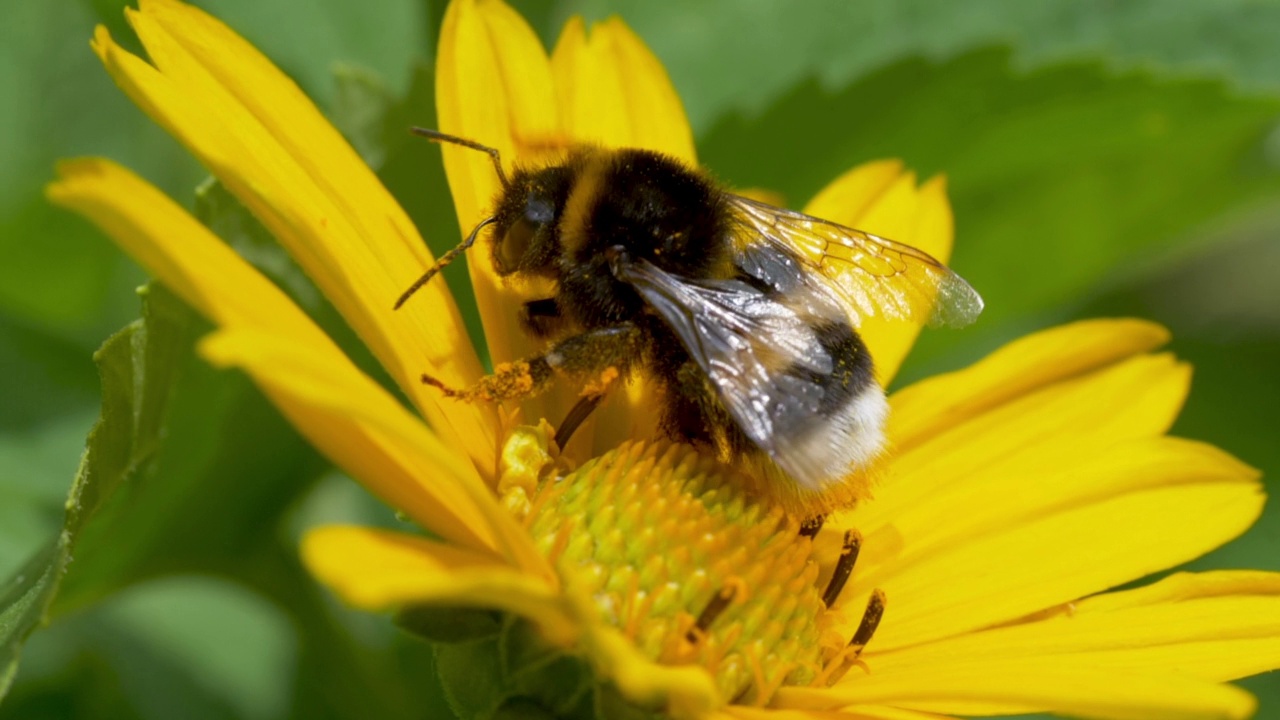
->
[[727, 194, 983, 328], [616, 258, 834, 480]]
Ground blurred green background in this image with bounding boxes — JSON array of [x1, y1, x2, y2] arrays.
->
[[1, 0, 1278, 718]]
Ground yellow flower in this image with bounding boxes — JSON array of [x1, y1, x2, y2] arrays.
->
[[46, 0, 1280, 718]]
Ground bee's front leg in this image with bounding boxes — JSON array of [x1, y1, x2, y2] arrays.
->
[[520, 298, 564, 338], [422, 323, 643, 404]]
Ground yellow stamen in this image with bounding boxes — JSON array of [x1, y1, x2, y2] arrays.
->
[[504, 434, 831, 702]]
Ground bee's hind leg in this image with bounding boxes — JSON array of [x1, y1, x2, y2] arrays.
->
[[422, 322, 643, 405]]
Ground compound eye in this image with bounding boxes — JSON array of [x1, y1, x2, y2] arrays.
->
[[496, 195, 556, 274], [498, 217, 537, 273]]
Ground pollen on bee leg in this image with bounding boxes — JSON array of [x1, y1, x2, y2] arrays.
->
[[419, 372, 464, 397], [424, 361, 541, 403], [580, 365, 621, 398], [821, 530, 863, 608]]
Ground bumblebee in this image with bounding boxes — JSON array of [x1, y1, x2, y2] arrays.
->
[[398, 129, 983, 517]]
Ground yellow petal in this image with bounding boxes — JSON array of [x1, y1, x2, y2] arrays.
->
[[578, 622, 720, 720], [870, 570, 1280, 684], [48, 159, 310, 342], [92, 7, 497, 474], [852, 476, 1262, 652], [46, 158, 519, 565], [199, 328, 547, 576], [551, 16, 696, 163], [302, 525, 573, 643], [862, 437, 1255, 590], [888, 318, 1172, 452], [777, 661, 1257, 720], [802, 160, 908, 226], [816, 316, 1264, 651], [436, 0, 559, 378], [802, 163, 953, 385], [724, 706, 956, 720], [1081, 568, 1280, 612], [855, 349, 1192, 543]]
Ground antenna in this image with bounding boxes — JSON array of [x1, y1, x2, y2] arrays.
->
[[394, 216, 499, 310], [410, 127, 509, 187]]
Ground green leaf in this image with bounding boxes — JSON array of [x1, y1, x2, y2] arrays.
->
[[3, 575, 295, 720], [0, 1, 202, 339], [1076, 204, 1280, 578], [0, 289, 163, 699], [0, 281, 317, 698], [3, 156, 456, 717], [431, 618, 623, 720], [542, 0, 1280, 134], [0, 0, 427, 342], [697, 48, 1280, 381], [0, 541, 60, 698], [396, 605, 503, 644], [330, 64, 397, 171], [0, 279, 449, 717], [102, 576, 296, 720], [436, 635, 508, 720], [196, 0, 429, 104]]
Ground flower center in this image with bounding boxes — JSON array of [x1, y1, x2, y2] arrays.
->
[[498, 424, 880, 706]]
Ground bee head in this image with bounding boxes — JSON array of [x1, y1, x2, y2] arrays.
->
[[490, 165, 575, 277]]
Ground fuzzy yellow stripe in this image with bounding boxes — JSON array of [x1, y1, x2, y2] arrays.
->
[[888, 318, 1171, 452], [47, 158, 516, 563], [802, 162, 952, 386], [551, 16, 697, 164], [548, 14, 695, 458], [302, 526, 573, 644], [92, 3, 497, 475], [777, 661, 1257, 720]]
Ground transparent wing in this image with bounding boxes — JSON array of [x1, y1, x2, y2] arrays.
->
[[614, 257, 840, 485], [726, 194, 984, 327]]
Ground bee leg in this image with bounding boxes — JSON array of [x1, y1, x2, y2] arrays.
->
[[554, 393, 605, 450], [420, 359, 552, 403], [520, 298, 563, 338], [423, 323, 642, 405], [542, 323, 642, 378]]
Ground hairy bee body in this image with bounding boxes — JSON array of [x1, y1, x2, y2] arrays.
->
[[401, 130, 980, 517], [486, 147, 888, 514]]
